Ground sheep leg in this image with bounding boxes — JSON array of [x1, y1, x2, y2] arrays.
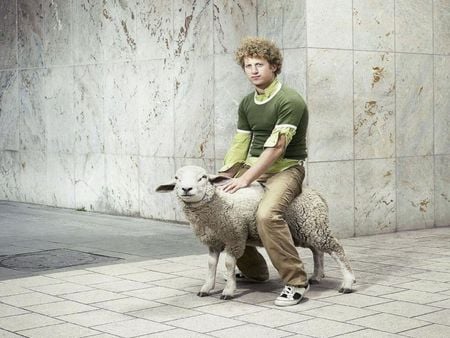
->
[[198, 249, 220, 297], [328, 238, 355, 293], [309, 248, 325, 284], [221, 252, 237, 300]]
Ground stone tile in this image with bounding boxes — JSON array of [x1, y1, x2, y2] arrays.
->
[[0, 313, 61, 332], [18, 150, 48, 205], [0, 292, 61, 307], [355, 159, 396, 236], [403, 324, 450, 338], [282, 0, 306, 48], [306, 0, 352, 49], [94, 318, 172, 337], [303, 304, 377, 322], [157, 293, 223, 309], [28, 282, 92, 296], [211, 323, 288, 338], [397, 157, 434, 231], [383, 290, 450, 305], [434, 0, 450, 55], [130, 304, 201, 322], [72, 0, 103, 63], [283, 318, 362, 337], [168, 314, 243, 333], [0, 70, 18, 151], [46, 152, 75, 208], [146, 262, 198, 274], [124, 286, 187, 301], [213, 0, 256, 54], [322, 293, 391, 308], [366, 300, 440, 317], [57, 272, 124, 285], [353, 0, 395, 51], [281, 48, 307, 97], [413, 271, 450, 283], [59, 309, 132, 327], [236, 309, 311, 328], [0, 303, 28, 317], [2, 275, 62, 288], [0, 328, 23, 337], [396, 53, 434, 157], [136, 1, 173, 60], [93, 280, 151, 293], [341, 328, 409, 338], [61, 290, 126, 304], [150, 277, 203, 291], [394, 280, 450, 293], [429, 298, 450, 309], [25, 300, 96, 317], [94, 297, 161, 313], [122, 270, 175, 283], [140, 328, 212, 337], [257, 0, 283, 44], [435, 156, 450, 227], [307, 49, 353, 161], [354, 51, 395, 159], [0, 151, 20, 201], [415, 309, 450, 325], [395, 0, 433, 53], [18, 323, 99, 338], [307, 161, 354, 238], [350, 313, 430, 333], [0, 1, 17, 69], [17, 0, 44, 68], [434, 56, 450, 155], [195, 301, 265, 318]]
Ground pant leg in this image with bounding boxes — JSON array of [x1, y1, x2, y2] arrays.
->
[[256, 165, 308, 287]]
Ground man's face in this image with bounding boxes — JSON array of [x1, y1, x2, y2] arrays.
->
[[243, 56, 277, 91]]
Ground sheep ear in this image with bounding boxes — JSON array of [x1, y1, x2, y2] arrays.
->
[[208, 175, 231, 186], [155, 181, 176, 192]]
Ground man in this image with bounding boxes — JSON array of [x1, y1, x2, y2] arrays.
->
[[219, 37, 309, 307]]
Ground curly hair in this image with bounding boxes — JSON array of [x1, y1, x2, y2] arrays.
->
[[235, 37, 283, 75]]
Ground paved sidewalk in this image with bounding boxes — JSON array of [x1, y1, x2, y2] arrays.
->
[[1, 202, 450, 337]]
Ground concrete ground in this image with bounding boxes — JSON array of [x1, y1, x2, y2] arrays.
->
[[1, 201, 450, 337]]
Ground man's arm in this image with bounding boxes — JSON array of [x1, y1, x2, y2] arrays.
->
[[222, 135, 286, 193]]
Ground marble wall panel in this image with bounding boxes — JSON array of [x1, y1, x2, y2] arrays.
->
[[72, 0, 103, 64], [18, 150, 47, 204], [104, 62, 138, 155], [397, 156, 434, 230], [434, 56, 450, 155], [353, 0, 394, 51], [18, 0, 44, 68], [75, 153, 107, 212], [43, 0, 72, 66], [355, 159, 396, 235], [73, 64, 104, 154], [136, 0, 173, 60], [0, 0, 17, 69], [306, 0, 352, 49], [281, 48, 307, 98], [257, 0, 283, 44], [307, 161, 355, 238], [214, 54, 251, 160], [434, 0, 450, 55], [140, 156, 177, 220], [19, 69, 46, 151], [0, 151, 20, 201], [282, 0, 306, 48], [396, 54, 433, 157], [214, 0, 256, 54], [435, 156, 450, 226], [395, 0, 433, 53], [354, 51, 395, 159], [307, 49, 353, 162], [45, 66, 75, 153], [0, 70, 19, 151], [174, 0, 213, 57], [137, 59, 174, 157], [174, 54, 214, 159], [47, 151, 75, 208], [105, 154, 139, 215], [102, 0, 137, 62]]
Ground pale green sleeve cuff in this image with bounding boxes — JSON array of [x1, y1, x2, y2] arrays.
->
[[263, 125, 297, 148], [219, 131, 251, 172]]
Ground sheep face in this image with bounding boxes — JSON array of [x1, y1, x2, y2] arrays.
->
[[156, 165, 228, 203]]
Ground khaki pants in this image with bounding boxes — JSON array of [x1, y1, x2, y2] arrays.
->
[[232, 164, 308, 287]]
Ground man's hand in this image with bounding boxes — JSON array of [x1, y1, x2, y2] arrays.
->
[[221, 177, 250, 194]]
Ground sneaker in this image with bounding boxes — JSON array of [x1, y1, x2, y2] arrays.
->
[[274, 284, 310, 307]]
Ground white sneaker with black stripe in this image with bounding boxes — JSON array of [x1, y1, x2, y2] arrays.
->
[[274, 284, 310, 307]]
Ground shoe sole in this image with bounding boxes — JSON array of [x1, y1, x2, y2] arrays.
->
[[274, 284, 310, 307]]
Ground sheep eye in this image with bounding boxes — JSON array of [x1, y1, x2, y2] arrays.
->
[[174, 176, 179, 180], [198, 175, 207, 181]]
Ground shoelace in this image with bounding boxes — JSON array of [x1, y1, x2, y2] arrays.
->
[[281, 286, 295, 297]]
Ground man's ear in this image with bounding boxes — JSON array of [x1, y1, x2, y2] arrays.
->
[[208, 175, 231, 186], [155, 181, 176, 192]]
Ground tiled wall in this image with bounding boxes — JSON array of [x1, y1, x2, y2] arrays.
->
[[0, 0, 449, 238]]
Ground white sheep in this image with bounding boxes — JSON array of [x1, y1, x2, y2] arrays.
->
[[156, 165, 355, 300]]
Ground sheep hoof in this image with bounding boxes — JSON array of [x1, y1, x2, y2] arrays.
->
[[220, 294, 232, 300], [339, 288, 353, 294], [309, 278, 320, 285], [197, 292, 209, 297]]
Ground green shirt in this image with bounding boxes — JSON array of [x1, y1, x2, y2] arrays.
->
[[220, 81, 308, 174]]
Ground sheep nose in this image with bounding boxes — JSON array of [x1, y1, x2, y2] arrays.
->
[[182, 187, 193, 193]]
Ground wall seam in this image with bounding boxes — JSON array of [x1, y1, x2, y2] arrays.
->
[[394, 0, 398, 233], [352, 0, 356, 237], [432, 0, 436, 228]]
